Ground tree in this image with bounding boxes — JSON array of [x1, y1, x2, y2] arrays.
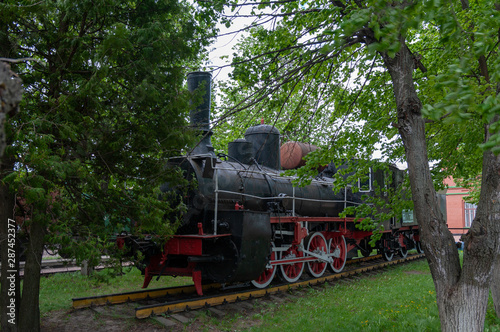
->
[[0, 61, 22, 161], [0, 60, 22, 332], [0, 1, 221, 331], [216, 0, 500, 330]]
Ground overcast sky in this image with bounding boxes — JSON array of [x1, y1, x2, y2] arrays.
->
[[203, 7, 408, 169]]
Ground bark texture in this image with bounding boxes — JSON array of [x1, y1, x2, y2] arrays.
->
[[18, 219, 46, 332], [0, 177, 18, 332], [476, 118, 500, 320], [0, 62, 22, 162], [380, 38, 500, 331], [0, 61, 22, 332], [492, 254, 500, 316]]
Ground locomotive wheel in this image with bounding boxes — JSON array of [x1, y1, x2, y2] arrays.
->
[[380, 247, 394, 261], [399, 246, 408, 258], [398, 234, 408, 258], [328, 235, 347, 273], [416, 241, 424, 253], [361, 238, 372, 257], [251, 243, 277, 289], [383, 250, 394, 261], [279, 245, 304, 283], [306, 232, 328, 278], [378, 236, 394, 261]]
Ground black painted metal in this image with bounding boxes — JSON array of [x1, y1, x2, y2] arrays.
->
[[201, 210, 271, 283], [244, 124, 281, 170], [228, 138, 254, 165], [167, 156, 365, 232], [187, 71, 214, 156]]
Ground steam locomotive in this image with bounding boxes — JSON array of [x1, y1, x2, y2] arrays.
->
[[119, 72, 422, 296]]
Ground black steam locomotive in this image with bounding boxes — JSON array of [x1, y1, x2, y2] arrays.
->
[[119, 72, 422, 295]]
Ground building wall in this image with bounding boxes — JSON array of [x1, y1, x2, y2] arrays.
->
[[443, 177, 469, 242]]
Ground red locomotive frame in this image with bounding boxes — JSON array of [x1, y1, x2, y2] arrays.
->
[[134, 215, 420, 296]]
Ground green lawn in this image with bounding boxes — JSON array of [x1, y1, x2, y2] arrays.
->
[[197, 260, 500, 332], [39, 266, 191, 314], [36, 259, 500, 331]]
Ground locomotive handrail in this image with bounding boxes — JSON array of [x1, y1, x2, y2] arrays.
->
[[213, 189, 362, 205], [214, 166, 219, 235]]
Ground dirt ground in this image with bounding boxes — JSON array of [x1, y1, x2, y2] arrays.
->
[[42, 307, 168, 332], [41, 300, 264, 332]]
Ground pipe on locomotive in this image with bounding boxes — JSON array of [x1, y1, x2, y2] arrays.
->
[[186, 72, 219, 234], [187, 71, 215, 157]]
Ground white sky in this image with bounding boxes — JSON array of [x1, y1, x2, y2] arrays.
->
[[204, 7, 408, 170]]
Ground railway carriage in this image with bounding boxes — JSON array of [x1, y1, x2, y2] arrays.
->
[[119, 72, 423, 296]]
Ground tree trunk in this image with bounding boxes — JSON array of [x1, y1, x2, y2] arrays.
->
[[439, 283, 490, 331], [380, 39, 500, 331], [0, 62, 22, 164], [492, 254, 500, 317], [490, 21, 500, 315], [0, 178, 18, 332], [18, 219, 46, 332], [475, 118, 500, 319], [1, 52, 22, 332]]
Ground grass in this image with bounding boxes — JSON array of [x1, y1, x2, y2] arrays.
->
[[35, 258, 500, 331], [198, 259, 500, 332], [38, 266, 191, 315]]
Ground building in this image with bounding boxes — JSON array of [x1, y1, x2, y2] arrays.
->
[[443, 177, 477, 242]]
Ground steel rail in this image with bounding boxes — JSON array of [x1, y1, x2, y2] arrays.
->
[[72, 283, 221, 309], [134, 253, 425, 319], [71, 254, 381, 310]]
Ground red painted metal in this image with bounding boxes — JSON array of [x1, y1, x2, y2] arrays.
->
[[142, 254, 162, 288], [116, 237, 125, 250], [165, 237, 203, 256], [140, 215, 420, 294], [279, 245, 304, 281], [165, 234, 231, 256], [141, 233, 232, 296], [253, 249, 277, 285], [270, 216, 358, 224], [398, 233, 407, 249], [293, 222, 308, 245], [329, 235, 347, 272], [192, 270, 203, 296], [173, 234, 231, 239], [270, 255, 320, 265], [306, 233, 328, 276]]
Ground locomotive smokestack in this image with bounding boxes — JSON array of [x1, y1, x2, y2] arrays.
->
[[187, 71, 214, 156]]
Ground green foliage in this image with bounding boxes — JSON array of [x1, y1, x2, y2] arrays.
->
[[413, 0, 500, 192], [1, 0, 221, 259], [213, 0, 499, 228]]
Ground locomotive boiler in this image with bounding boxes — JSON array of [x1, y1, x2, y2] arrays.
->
[[120, 72, 422, 295]]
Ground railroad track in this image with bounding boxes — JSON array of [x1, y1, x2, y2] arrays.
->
[[72, 253, 425, 321], [9, 258, 133, 277]]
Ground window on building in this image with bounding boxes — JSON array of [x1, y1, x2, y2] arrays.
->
[[464, 202, 477, 228]]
